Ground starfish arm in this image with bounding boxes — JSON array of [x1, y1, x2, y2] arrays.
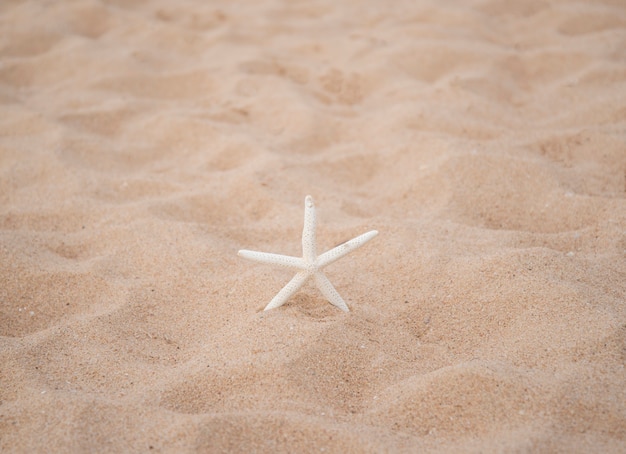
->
[[264, 271, 310, 310], [302, 195, 317, 262], [314, 272, 349, 312], [238, 250, 305, 269], [317, 230, 378, 269]]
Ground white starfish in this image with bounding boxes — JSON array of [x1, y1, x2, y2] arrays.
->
[[238, 195, 378, 312]]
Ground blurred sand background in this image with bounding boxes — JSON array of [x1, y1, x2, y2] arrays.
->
[[1, 0, 625, 452]]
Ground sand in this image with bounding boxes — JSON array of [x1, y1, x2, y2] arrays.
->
[[1, 0, 625, 452]]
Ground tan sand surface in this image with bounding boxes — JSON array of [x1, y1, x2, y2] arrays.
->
[[1, 0, 626, 452]]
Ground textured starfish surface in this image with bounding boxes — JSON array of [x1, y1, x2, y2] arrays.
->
[[238, 195, 378, 312]]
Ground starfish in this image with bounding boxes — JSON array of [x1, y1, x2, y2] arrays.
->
[[238, 195, 378, 312]]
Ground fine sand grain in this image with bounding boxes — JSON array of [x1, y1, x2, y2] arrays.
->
[[1, 0, 625, 452]]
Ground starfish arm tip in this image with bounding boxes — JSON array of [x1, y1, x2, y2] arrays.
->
[[314, 272, 350, 312], [263, 300, 285, 311], [316, 229, 379, 268], [263, 271, 310, 310], [364, 230, 379, 240]]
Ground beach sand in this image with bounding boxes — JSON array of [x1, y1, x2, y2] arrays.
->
[[1, 0, 625, 452]]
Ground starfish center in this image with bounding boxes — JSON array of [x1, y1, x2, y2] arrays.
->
[[304, 261, 318, 274]]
